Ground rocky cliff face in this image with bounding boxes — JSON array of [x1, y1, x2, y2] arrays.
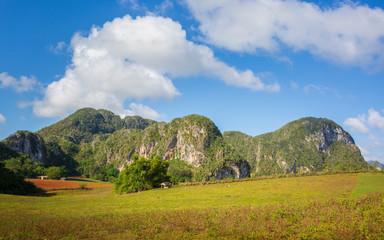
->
[[154, 116, 217, 167], [307, 122, 354, 151], [3, 131, 47, 163], [95, 114, 250, 178], [215, 161, 250, 179]]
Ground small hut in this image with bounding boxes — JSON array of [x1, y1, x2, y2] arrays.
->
[[161, 182, 172, 189], [39, 176, 48, 180]]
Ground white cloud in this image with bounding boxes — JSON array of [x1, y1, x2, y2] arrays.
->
[[33, 15, 278, 118], [117, 0, 141, 10], [0, 72, 38, 92], [358, 140, 384, 163], [17, 101, 33, 109], [0, 113, 6, 124], [155, 0, 174, 15], [344, 109, 384, 134], [344, 108, 384, 163], [49, 41, 66, 54], [367, 108, 384, 132], [122, 103, 163, 120], [186, 0, 384, 70], [344, 117, 369, 134]]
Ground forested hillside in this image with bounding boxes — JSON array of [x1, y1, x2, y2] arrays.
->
[[1, 109, 369, 181], [223, 117, 368, 176]]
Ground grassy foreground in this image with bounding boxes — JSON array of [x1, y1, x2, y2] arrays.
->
[[0, 173, 383, 239]]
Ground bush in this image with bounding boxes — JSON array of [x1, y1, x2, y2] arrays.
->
[[114, 154, 170, 194], [46, 166, 67, 180], [0, 161, 40, 195], [3, 156, 45, 178], [168, 158, 193, 183]]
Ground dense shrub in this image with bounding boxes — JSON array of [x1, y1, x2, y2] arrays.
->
[[46, 166, 67, 180], [114, 154, 170, 193], [0, 162, 40, 195], [168, 158, 193, 182], [3, 156, 44, 178]]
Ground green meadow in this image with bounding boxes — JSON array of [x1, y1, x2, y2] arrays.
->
[[1, 173, 384, 239]]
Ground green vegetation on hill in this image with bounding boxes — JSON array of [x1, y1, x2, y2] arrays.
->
[[124, 115, 157, 130], [0, 142, 20, 161], [2, 109, 156, 178], [224, 117, 368, 176], [168, 158, 194, 182], [37, 108, 155, 144], [1, 109, 370, 183], [0, 142, 46, 178]]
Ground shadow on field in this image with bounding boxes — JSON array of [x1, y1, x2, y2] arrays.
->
[[27, 189, 57, 197]]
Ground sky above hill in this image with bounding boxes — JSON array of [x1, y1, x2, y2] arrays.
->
[[1, 0, 383, 163]]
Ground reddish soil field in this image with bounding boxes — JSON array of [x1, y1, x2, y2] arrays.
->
[[26, 179, 113, 190]]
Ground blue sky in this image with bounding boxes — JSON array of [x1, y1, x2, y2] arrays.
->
[[0, 0, 383, 163]]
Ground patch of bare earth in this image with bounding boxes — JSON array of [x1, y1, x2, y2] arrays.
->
[[26, 179, 113, 191]]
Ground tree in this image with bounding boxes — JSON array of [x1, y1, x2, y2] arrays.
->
[[0, 161, 39, 195], [114, 154, 170, 194], [107, 167, 119, 182], [168, 158, 193, 182], [46, 166, 67, 180], [4, 156, 45, 178]]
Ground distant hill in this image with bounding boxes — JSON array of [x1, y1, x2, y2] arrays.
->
[[223, 117, 368, 175], [367, 160, 384, 170], [37, 108, 156, 144], [1, 109, 369, 181]]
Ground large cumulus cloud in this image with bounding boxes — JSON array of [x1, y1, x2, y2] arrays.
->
[[186, 0, 384, 70], [33, 15, 278, 118]]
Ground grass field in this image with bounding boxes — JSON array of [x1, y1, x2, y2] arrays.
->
[[0, 173, 383, 239]]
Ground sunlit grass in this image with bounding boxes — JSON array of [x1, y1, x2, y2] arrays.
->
[[353, 172, 384, 196], [0, 173, 383, 239]]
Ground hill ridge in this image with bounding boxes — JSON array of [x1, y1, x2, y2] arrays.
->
[[2, 108, 369, 180]]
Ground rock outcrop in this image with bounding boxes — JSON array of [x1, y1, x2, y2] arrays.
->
[[95, 114, 250, 178], [307, 122, 354, 151], [215, 161, 251, 179], [3, 131, 47, 163]]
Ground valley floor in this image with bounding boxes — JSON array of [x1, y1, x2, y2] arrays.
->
[[0, 173, 383, 239]]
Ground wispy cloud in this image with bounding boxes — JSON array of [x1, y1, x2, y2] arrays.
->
[[155, 0, 174, 15], [117, 0, 142, 10], [0, 72, 39, 92], [0, 113, 6, 124], [49, 41, 67, 54]]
